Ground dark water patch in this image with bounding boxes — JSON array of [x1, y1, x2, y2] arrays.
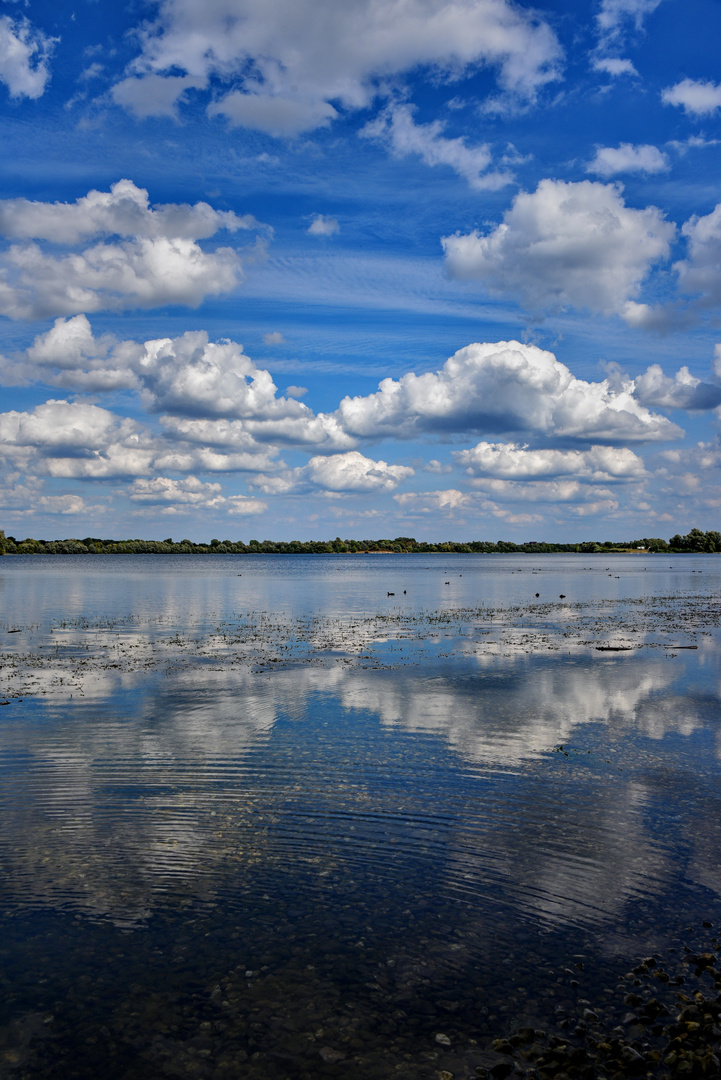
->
[[1, 556, 720, 1077]]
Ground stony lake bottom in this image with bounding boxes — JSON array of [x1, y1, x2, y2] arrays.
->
[[0, 553, 720, 1080]]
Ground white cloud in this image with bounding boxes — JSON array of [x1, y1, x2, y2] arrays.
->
[[303, 451, 413, 492], [307, 214, 340, 237], [442, 179, 674, 318], [129, 475, 225, 506], [285, 385, 307, 398], [360, 103, 511, 190], [667, 135, 721, 155], [208, 92, 338, 136], [252, 451, 414, 494], [128, 476, 267, 516], [159, 411, 350, 456], [619, 299, 682, 332], [118, 0, 562, 134], [12, 319, 355, 453], [424, 459, 453, 474], [0, 400, 156, 478], [662, 78, 721, 117], [454, 441, 645, 479], [591, 57, 638, 77], [587, 143, 668, 176], [633, 364, 721, 410], [0, 397, 286, 482], [467, 476, 619, 505], [26, 312, 121, 371], [226, 495, 267, 515], [596, 0, 664, 37], [675, 201, 721, 309], [335, 340, 681, 443], [112, 75, 204, 119], [36, 494, 103, 516], [135, 331, 298, 419], [0, 179, 254, 244], [0, 399, 138, 452], [393, 484, 625, 523], [262, 331, 285, 345], [0, 14, 54, 99], [393, 488, 472, 512], [0, 181, 263, 320], [0, 237, 240, 319], [80, 63, 104, 83]]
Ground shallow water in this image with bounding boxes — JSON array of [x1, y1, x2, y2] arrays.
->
[[0, 553, 720, 1078]]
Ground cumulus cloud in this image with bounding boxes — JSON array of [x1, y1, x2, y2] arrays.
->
[[591, 57, 638, 77], [0, 400, 156, 478], [0, 14, 54, 99], [675, 202, 721, 309], [442, 179, 674, 319], [454, 441, 645, 480], [587, 143, 668, 176], [303, 451, 413, 492], [128, 476, 267, 516], [127, 475, 267, 515], [360, 103, 511, 190], [335, 340, 681, 443], [662, 79, 721, 117], [134, 331, 303, 419], [633, 364, 721, 410], [39, 494, 104, 515], [624, 202, 721, 328], [10, 318, 356, 453], [118, 0, 562, 134], [1, 237, 242, 320], [129, 475, 225, 507], [307, 214, 340, 237], [252, 451, 413, 494], [0, 179, 255, 244], [0, 399, 139, 453], [262, 331, 285, 345], [0, 397, 286, 482], [0, 180, 263, 320], [226, 495, 267, 515]]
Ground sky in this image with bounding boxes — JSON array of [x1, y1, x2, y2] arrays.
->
[[0, 0, 720, 542]]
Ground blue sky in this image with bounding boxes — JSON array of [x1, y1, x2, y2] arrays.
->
[[1, 0, 720, 541]]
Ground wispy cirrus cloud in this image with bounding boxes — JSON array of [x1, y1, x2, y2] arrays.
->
[[360, 103, 512, 190]]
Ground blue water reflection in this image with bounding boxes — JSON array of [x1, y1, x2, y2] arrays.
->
[[0, 554, 720, 1078]]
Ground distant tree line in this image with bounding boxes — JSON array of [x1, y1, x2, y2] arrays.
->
[[0, 528, 719, 555]]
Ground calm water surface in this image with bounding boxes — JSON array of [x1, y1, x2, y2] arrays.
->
[[0, 554, 720, 1079]]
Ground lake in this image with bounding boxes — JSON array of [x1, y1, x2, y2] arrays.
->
[[1, 553, 720, 1079]]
